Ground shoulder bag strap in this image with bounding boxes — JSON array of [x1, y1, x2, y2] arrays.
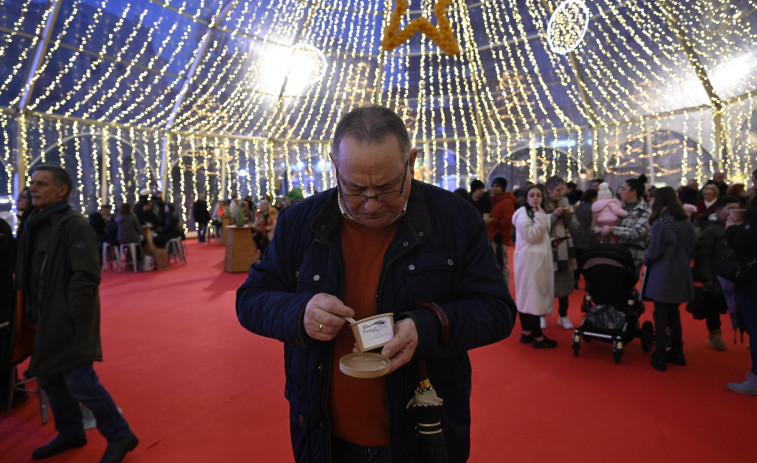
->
[[658, 217, 682, 242]]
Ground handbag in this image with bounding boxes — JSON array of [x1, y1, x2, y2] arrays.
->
[[640, 265, 651, 301], [713, 254, 757, 284], [686, 283, 727, 320]]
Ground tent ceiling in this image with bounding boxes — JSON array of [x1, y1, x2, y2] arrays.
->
[[1, 0, 756, 143]]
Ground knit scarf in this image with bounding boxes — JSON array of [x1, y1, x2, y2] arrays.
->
[[545, 199, 577, 272]]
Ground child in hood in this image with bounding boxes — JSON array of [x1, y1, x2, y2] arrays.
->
[[592, 182, 628, 244]]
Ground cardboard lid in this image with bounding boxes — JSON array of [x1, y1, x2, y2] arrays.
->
[[339, 352, 390, 378]]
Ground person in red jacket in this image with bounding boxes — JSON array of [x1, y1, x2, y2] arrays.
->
[[487, 177, 516, 286]]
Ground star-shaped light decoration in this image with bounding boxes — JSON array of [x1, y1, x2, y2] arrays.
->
[[381, 0, 460, 56]]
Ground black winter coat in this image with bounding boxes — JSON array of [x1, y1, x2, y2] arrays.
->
[[725, 204, 757, 294], [692, 214, 730, 283], [17, 204, 102, 377]]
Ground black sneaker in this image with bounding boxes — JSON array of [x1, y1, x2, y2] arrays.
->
[[519, 333, 534, 343], [532, 336, 558, 349], [651, 353, 667, 371], [99, 434, 138, 463], [666, 351, 687, 366]]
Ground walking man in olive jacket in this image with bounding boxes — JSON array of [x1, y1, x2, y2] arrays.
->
[[16, 166, 138, 463]]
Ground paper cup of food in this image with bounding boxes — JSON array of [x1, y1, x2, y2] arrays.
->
[[350, 313, 395, 352], [730, 208, 746, 222]]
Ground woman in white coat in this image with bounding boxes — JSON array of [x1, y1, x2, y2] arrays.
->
[[512, 185, 558, 348]]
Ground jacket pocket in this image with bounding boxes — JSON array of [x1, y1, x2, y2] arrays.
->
[[402, 251, 457, 300], [295, 261, 328, 293]]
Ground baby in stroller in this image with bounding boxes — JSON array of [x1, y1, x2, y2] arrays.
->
[[573, 244, 654, 363]]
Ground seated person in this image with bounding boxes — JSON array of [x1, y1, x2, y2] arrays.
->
[[154, 203, 182, 248], [136, 200, 160, 228], [115, 203, 144, 263], [104, 215, 119, 245], [88, 204, 112, 260]]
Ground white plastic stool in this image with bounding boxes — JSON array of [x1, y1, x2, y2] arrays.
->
[[119, 242, 142, 273], [102, 242, 119, 272], [166, 238, 186, 265]]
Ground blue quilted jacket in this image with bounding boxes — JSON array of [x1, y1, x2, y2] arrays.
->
[[237, 180, 517, 462]]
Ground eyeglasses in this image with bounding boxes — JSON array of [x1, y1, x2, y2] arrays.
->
[[336, 160, 409, 204]]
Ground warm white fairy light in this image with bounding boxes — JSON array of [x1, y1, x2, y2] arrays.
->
[[0, 0, 38, 97], [91, 127, 101, 209]]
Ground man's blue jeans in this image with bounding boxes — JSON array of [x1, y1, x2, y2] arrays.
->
[[38, 363, 132, 441], [197, 223, 207, 242], [331, 437, 391, 463]]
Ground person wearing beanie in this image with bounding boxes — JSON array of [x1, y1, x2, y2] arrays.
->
[[469, 178, 491, 224]]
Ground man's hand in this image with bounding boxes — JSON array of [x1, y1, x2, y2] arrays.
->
[[600, 225, 613, 236], [381, 318, 418, 373], [303, 293, 355, 341]]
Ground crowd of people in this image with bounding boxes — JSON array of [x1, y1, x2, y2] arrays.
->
[[87, 190, 185, 269], [460, 168, 757, 390], [88, 185, 296, 265], [201, 193, 288, 256]]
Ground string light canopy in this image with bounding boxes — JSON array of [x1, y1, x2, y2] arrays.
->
[[0, 0, 755, 224]]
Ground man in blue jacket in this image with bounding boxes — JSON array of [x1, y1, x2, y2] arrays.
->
[[237, 106, 516, 462]]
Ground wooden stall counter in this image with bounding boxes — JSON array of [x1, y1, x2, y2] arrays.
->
[[224, 225, 259, 273]]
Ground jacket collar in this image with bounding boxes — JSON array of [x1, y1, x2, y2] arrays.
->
[[26, 201, 71, 233], [311, 180, 432, 246]]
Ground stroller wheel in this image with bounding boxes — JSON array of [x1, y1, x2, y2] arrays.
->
[[640, 321, 654, 352]]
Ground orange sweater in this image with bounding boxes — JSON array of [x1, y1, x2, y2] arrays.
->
[[328, 219, 398, 447]]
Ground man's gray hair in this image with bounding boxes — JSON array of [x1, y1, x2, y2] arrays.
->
[[33, 165, 73, 201], [332, 105, 412, 161]]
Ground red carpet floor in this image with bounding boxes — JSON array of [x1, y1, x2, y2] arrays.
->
[[1, 241, 755, 462]]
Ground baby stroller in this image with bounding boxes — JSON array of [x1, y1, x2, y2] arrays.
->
[[572, 244, 654, 363]]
